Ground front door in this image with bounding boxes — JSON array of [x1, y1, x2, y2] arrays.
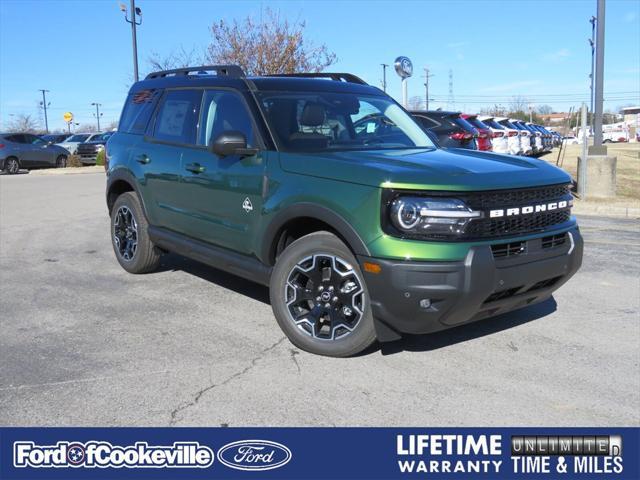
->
[[179, 89, 265, 255], [133, 88, 202, 232]]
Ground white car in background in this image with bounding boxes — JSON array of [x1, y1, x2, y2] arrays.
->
[[57, 133, 101, 155], [493, 117, 521, 154], [511, 119, 532, 155], [477, 115, 509, 154], [526, 122, 544, 151]]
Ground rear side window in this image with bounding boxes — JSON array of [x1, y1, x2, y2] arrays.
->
[[119, 89, 161, 134], [454, 117, 477, 132], [152, 89, 202, 145]]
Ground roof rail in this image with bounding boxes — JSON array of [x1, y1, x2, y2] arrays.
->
[[265, 72, 368, 85], [145, 65, 245, 80]]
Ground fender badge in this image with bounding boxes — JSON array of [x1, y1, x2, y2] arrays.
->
[[242, 197, 253, 213]]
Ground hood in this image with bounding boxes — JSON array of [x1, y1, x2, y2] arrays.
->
[[279, 148, 571, 191]]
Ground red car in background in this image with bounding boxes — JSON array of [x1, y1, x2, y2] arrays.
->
[[461, 114, 493, 151]]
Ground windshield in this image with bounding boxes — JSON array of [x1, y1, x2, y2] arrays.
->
[[256, 91, 435, 152], [67, 134, 90, 142]]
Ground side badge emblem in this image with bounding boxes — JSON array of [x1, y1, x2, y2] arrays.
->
[[242, 197, 253, 213]]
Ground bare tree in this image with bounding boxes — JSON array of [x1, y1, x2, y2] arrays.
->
[[147, 46, 201, 73], [205, 9, 337, 75], [6, 114, 40, 133], [508, 95, 529, 114], [537, 104, 553, 114], [78, 124, 98, 133]]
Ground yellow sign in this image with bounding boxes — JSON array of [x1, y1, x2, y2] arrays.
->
[[63, 112, 73, 123]]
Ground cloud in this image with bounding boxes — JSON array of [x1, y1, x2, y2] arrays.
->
[[624, 11, 637, 22], [543, 48, 571, 63], [479, 80, 541, 93]]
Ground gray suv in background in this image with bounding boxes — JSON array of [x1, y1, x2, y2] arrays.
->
[[0, 133, 70, 174]]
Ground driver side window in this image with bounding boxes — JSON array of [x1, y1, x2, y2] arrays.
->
[[198, 90, 255, 147]]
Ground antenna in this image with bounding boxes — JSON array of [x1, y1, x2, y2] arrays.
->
[[447, 69, 455, 110]]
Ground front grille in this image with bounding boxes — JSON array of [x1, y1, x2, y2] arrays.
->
[[484, 287, 522, 304], [463, 184, 570, 210], [466, 210, 571, 238], [526, 276, 562, 292], [541, 233, 567, 249], [491, 241, 526, 258]]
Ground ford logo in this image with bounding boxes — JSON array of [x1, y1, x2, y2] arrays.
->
[[217, 440, 292, 471]]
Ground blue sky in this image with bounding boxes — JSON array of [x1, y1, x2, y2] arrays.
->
[[1, 0, 638, 132]]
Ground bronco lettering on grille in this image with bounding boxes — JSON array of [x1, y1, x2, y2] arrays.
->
[[489, 200, 571, 218]]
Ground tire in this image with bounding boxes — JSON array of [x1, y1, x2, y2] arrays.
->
[[4, 157, 20, 174], [270, 231, 377, 357], [110, 191, 161, 274], [56, 155, 67, 168]]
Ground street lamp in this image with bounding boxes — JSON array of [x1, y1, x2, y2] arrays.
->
[[120, 1, 142, 82], [91, 103, 103, 131], [39, 89, 50, 133]]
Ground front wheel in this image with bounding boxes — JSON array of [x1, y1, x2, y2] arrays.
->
[[56, 155, 67, 168], [4, 157, 20, 174], [270, 231, 377, 357]]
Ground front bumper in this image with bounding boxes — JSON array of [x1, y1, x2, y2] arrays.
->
[[359, 226, 583, 341]]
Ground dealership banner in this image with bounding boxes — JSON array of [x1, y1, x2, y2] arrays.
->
[[0, 427, 637, 479]]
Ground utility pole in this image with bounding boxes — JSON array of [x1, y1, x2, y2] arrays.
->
[[39, 89, 50, 133], [589, 15, 596, 129], [423, 67, 434, 110], [579, 103, 588, 197], [381, 63, 388, 92], [121, 1, 142, 82], [92, 103, 102, 131], [593, 0, 605, 146]]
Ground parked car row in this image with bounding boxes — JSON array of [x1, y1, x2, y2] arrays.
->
[[410, 110, 561, 156], [0, 130, 115, 173]]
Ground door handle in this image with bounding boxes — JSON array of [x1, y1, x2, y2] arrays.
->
[[135, 154, 150, 164], [185, 163, 205, 173]]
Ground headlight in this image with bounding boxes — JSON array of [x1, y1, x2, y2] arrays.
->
[[387, 196, 482, 239]]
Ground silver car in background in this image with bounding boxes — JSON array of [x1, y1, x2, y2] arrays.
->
[[57, 132, 100, 155], [0, 132, 70, 174]]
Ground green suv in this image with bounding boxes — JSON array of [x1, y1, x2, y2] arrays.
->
[[106, 65, 583, 357]]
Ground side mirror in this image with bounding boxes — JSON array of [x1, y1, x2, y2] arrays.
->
[[209, 131, 258, 157]]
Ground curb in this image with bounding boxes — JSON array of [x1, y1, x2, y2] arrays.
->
[[22, 166, 104, 176]]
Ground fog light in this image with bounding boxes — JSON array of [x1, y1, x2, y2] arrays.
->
[[419, 299, 432, 309]]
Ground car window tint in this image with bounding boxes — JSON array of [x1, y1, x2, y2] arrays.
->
[[119, 89, 162, 134], [153, 89, 202, 145], [198, 90, 255, 147]]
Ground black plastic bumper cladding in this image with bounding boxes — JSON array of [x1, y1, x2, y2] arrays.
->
[[359, 227, 583, 342]]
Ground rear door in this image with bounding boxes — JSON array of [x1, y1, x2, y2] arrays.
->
[[178, 89, 265, 254]]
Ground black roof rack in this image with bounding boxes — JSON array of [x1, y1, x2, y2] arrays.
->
[[265, 72, 368, 85], [145, 65, 245, 80]]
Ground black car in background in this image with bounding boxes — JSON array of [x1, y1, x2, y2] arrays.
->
[[76, 131, 114, 165], [410, 110, 478, 149]]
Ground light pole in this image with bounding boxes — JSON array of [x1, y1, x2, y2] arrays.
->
[[120, 1, 142, 82], [593, 0, 605, 146], [381, 64, 388, 92], [92, 103, 103, 131], [528, 104, 534, 123], [39, 89, 50, 133], [589, 15, 596, 130]]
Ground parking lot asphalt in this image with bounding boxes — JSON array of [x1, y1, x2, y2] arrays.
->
[[1, 172, 638, 427]]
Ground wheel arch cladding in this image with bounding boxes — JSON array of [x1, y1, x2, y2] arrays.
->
[[262, 203, 371, 266], [106, 169, 147, 216]]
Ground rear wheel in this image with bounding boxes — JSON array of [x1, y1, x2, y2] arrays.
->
[[270, 231, 376, 357], [110, 192, 161, 273], [4, 157, 20, 174], [56, 155, 67, 168]]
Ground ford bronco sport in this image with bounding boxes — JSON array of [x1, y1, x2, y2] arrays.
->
[[106, 65, 583, 357]]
